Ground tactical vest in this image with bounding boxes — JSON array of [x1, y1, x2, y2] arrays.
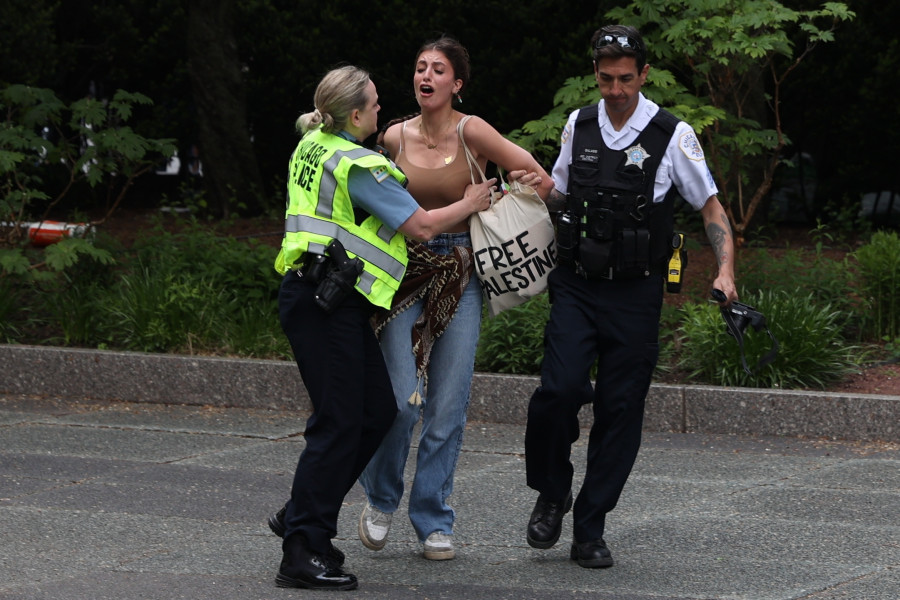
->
[[558, 104, 679, 280], [274, 128, 409, 309]]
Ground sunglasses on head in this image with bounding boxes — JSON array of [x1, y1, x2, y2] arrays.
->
[[595, 34, 640, 51]]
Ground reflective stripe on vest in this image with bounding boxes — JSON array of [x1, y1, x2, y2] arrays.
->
[[284, 213, 406, 282], [315, 147, 383, 220]]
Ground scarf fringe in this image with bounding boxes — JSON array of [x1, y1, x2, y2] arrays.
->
[[407, 373, 426, 406]]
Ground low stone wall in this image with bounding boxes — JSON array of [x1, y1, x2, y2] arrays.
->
[[1, 344, 896, 442]]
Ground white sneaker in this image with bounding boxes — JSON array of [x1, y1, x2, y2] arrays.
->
[[358, 503, 392, 550], [423, 531, 455, 560]]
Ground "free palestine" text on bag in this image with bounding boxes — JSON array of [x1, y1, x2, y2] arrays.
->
[[458, 116, 557, 316]]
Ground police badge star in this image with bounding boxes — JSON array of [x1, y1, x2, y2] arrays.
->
[[624, 143, 650, 169]]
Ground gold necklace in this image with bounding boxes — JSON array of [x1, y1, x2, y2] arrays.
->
[[419, 117, 454, 164]]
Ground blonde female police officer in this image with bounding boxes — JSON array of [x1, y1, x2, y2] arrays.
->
[[273, 65, 494, 591]]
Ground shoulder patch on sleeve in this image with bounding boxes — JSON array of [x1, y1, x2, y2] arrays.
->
[[679, 131, 705, 161], [369, 165, 390, 183], [560, 121, 572, 145]]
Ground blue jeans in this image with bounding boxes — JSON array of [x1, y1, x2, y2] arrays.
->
[[359, 232, 482, 542]]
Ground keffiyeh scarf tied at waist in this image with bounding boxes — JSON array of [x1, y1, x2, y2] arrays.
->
[[372, 240, 476, 405]]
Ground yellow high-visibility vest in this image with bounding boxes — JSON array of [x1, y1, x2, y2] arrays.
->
[[275, 128, 409, 309]]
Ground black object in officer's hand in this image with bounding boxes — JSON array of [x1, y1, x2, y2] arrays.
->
[[711, 289, 766, 338], [711, 289, 779, 375], [315, 239, 363, 313], [710, 288, 727, 303]]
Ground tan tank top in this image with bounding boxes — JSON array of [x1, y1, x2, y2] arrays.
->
[[396, 119, 479, 232]]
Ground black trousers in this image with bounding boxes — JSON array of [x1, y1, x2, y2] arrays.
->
[[278, 272, 397, 555], [525, 266, 662, 542]]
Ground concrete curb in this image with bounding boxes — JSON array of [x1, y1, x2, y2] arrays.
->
[[1, 344, 897, 442]]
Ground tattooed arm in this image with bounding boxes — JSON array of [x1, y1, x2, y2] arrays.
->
[[699, 195, 738, 304]]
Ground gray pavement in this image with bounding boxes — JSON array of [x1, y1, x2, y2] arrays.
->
[[1, 393, 898, 600]]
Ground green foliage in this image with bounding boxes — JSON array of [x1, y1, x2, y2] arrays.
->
[[41, 237, 114, 271], [0, 0, 59, 86], [678, 289, 857, 389], [4, 217, 285, 357], [474, 290, 679, 381], [63, 88, 176, 189], [1, 84, 174, 287], [739, 224, 856, 321], [24, 244, 121, 346], [607, 0, 855, 236], [475, 294, 550, 375], [39, 270, 108, 346], [128, 218, 278, 305], [1, 84, 176, 212], [511, 0, 855, 236], [507, 76, 597, 166], [0, 248, 32, 276], [471, 224, 893, 388], [507, 69, 727, 168], [852, 230, 900, 340], [0, 277, 22, 341], [817, 194, 873, 239], [93, 218, 284, 354], [102, 265, 230, 353], [4, 219, 894, 394], [224, 304, 292, 359], [0, 1, 890, 222], [884, 337, 900, 363], [656, 302, 682, 377]]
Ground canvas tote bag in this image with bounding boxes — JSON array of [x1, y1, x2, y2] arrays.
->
[[458, 116, 557, 316]]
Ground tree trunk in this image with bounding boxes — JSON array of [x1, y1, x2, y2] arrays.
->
[[186, 0, 262, 217]]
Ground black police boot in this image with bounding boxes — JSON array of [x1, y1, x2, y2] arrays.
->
[[570, 538, 615, 568], [268, 505, 346, 566], [275, 534, 357, 591], [526, 490, 573, 549], [267, 505, 287, 537]]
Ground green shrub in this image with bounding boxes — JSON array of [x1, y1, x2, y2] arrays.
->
[[739, 229, 855, 318], [677, 290, 857, 389], [475, 294, 549, 375], [0, 277, 22, 341], [3, 217, 287, 355], [94, 221, 284, 355], [101, 264, 231, 353], [6, 216, 886, 397], [656, 302, 683, 377], [39, 272, 107, 346], [0, 84, 174, 283], [476, 291, 683, 378], [221, 303, 291, 359], [31, 244, 122, 346], [884, 337, 900, 363], [853, 230, 900, 340], [128, 218, 279, 305]]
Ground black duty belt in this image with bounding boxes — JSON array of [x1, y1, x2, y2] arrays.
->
[[563, 260, 663, 281]]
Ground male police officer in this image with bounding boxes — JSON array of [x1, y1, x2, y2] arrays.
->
[[524, 25, 738, 568]]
